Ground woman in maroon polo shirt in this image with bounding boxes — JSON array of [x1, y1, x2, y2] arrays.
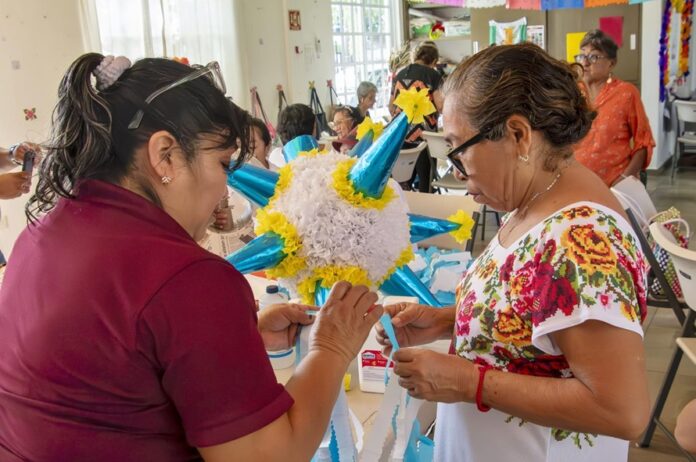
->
[[0, 54, 382, 461]]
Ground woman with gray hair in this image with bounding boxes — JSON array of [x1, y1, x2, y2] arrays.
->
[[377, 43, 650, 461], [356, 81, 377, 119]]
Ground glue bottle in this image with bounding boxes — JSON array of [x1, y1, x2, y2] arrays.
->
[[259, 285, 295, 369]]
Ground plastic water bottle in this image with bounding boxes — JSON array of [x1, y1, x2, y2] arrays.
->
[[259, 285, 295, 370]]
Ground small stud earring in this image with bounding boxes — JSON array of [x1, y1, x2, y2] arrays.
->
[[161, 176, 172, 184], [519, 154, 529, 163]]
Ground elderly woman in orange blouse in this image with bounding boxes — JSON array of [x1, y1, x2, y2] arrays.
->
[[574, 29, 655, 186]]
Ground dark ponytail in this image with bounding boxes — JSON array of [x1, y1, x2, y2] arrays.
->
[[28, 54, 251, 221]]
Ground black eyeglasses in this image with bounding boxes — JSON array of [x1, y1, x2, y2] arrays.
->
[[128, 61, 226, 130], [446, 131, 488, 179], [574, 54, 607, 65]]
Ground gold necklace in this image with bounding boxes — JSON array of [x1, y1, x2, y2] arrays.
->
[[499, 170, 563, 243]]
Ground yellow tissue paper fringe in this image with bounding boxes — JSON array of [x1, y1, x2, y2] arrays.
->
[[356, 116, 384, 141], [268, 165, 293, 205], [332, 158, 396, 210], [393, 86, 436, 125], [254, 209, 306, 278], [447, 210, 476, 243], [297, 265, 372, 305], [299, 148, 327, 158], [379, 246, 416, 285]]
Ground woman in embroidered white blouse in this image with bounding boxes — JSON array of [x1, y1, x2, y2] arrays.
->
[[377, 44, 650, 461]]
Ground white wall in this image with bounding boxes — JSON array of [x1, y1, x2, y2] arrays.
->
[[240, 0, 335, 124], [0, 0, 85, 146], [642, 0, 668, 170]]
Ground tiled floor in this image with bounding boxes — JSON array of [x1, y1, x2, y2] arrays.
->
[[473, 168, 696, 461], [628, 168, 696, 461]]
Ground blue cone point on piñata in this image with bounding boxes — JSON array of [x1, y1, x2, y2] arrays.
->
[[313, 281, 331, 307], [347, 129, 373, 158], [380, 265, 445, 307], [348, 112, 408, 198], [283, 134, 319, 163], [408, 213, 462, 244], [227, 164, 279, 207], [225, 232, 286, 274]]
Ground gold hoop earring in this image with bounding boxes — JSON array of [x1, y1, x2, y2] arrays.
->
[[161, 176, 172, 184]]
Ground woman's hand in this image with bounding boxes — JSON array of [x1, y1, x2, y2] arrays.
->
[[310, 282, 383, 365], [0, 172, 30, 199], [376, 302, 454, 355], [13, 142, 43, 164], [258, 303, 314, 351], [393, 348, 476, 402]]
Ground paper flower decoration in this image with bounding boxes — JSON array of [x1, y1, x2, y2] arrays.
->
[[356, 116, 384, 141], [393, 87, 437, 126], [225, 88, 474, 462], [226, 87, 474, 307]]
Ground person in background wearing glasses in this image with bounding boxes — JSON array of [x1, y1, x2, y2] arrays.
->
[[573, 29, 655, 186], [376, 44, 650, 462], [330, 105, 363, 154], [0, 53, 382, 461], [356, 81, 378, 119]]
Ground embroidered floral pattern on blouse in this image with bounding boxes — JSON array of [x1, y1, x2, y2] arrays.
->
[[453, 204, 647, 449]]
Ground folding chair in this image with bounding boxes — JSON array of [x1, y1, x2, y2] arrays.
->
[[672, 100, 696, 183], [392, 142, 428, 184], [421, 131, 467, 194], [639, 222, 696, 460]]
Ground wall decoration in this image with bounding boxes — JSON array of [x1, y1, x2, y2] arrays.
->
[[678, 0, 694, 79], [508, 0, 542, 9], [488, 17, 527, 45], [288, 9, 301, 31], [659, 0, 671, 101], [566, 31, 586, 63], [541, 0, 585, 9], [599, 16, 624, 47], [527, 25, 545, 49], [23, 108, 37, 121]]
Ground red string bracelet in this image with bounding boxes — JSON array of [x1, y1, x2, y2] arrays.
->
[[476, 365, 494, 412]]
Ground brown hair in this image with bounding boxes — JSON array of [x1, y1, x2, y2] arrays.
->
[[414, 42, 439, 66], [580, 29, 618, 61], [443, 43, 595, 168], [29, 53, 250, 221]]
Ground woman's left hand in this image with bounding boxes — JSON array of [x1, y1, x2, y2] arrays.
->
[[393, 348, 477, 402], [258, 303, 314, 351]]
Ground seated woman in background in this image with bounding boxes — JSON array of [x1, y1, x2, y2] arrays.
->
[[331, 105, 363, 154], [270, 103, 317, 168], [573, 29, 655, 186], [356, 81, 377, 119], [378, 43, 649, 462], [247, 117, 274, 170], [0, 53, 382, 461]]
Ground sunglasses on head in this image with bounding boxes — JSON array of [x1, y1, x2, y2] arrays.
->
[[128, 61, 226, 130]]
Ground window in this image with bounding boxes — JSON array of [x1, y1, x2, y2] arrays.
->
[[331, 0, 400, 112], [84, 0, 246, 104]]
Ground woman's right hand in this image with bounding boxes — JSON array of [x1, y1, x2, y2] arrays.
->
[[0, 172, 30, 199], [376, 302, 453, 355], [309, 282, 382, 364]]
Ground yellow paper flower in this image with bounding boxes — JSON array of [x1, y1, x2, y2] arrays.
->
[[297, 265, 372, 304], [332, 158, 396, 210], [380, 246, 415, 284], [268, 165, 293, 205], [299, 148, 327, 158], [254, 209, 306, 278], [393, 86, 436, 125], [356, 116, 384, 141], [447, 210, 476, 243]]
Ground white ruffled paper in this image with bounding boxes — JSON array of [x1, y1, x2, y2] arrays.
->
[[268, 152, 411, 298]]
